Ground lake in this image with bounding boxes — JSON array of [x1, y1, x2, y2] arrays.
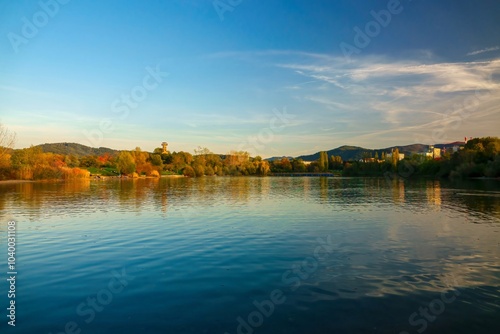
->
[[0, 177, 499, 334]]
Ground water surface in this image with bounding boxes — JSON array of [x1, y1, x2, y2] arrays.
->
[[0, 177, 499, 334]]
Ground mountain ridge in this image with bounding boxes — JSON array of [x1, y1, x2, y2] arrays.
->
[[32, 141, 465, 161], [270, 142, 465, 162]]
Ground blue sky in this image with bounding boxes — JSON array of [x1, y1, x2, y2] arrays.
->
[[0, 0, 499, 157]]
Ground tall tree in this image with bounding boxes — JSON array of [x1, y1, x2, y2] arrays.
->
[[391, 148, 400, 169], [318, 151, 329, 172], [0, 123, 16, 162]]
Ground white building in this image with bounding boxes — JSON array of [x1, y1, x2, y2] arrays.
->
[[386, 152, 405, 161]]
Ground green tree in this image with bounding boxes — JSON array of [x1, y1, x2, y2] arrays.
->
[[318, 151, 329, 172], [116, 151, 136, 174], [292, 158, 306, 172], [150, 154, 163, 168], [329, 156, 343, 170]]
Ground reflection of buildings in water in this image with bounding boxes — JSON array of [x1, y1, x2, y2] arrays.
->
[[391, 179, 405, 203], [426, 181, 442, 208]]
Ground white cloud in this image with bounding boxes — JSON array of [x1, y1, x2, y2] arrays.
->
[[467, 46, 500, 56], [267, 51, 500, 147]]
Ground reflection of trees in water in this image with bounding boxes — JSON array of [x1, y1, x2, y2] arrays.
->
[[1, 177, 499, 220], [319, 177, 328, 202], [452, 193, 500, 219], [0, 180, 92, 220], [115, 178, 152, 211], [227, 177, 250, 204]]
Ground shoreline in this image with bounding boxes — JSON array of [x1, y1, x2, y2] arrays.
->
[[1, 175, 498, 184], [0, 180, 36, 184], [0, 175, 185, 183]]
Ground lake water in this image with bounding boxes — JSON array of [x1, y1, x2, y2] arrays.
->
[[0, 177, 499, 334]]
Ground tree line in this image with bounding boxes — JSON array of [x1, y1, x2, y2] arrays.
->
[[1, 122, 498, 180], [342, 137, 500, 179]]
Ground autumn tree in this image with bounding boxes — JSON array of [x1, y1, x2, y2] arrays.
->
[[329, 156, 343, 170], [182, 165, 195, 177], [0, 123, 16, 164], [256, 160, 270, 176], [64, 155, 80, 168]]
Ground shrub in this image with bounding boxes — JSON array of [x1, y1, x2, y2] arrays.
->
[[182, 166, 195, 177], [61, 167, 91, 179], [194, 165, 205, 177], [205, 166, 215, 176]]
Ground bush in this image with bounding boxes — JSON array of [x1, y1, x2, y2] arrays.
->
[[150, 170, 160, 178], [33, 166, 62, 180], [61, 167, 90, 179], [182, 166, 195, 177], [484, 156, 500, 177], [194, 165, 205, 177], [450, 163, 484, 179], [205, 166, 215, 176]]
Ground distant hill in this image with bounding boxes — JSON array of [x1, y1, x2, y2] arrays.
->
[[35, 143, 120, 157], [295, 142, 465, 162], [35, 141, 465, 161], [298, 145, 373, 162], [265, 156, 294, 162]]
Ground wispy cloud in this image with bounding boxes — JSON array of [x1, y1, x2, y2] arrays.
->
[[467, 46, 500, 56], [249, 50, 500, 146]]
